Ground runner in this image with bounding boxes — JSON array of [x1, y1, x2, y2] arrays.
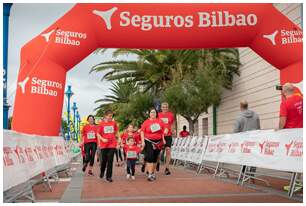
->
[[141, 108, 168, 181], [158, 102, 175, 175], [80, 115, 98, 176], [133, 126, 142, 146], [97, 110, 119, 182], [124, 137, 142, 180], [121, 125, 135, 159]]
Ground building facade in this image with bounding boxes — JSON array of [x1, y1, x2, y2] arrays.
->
[[176, 4, 302, 136]]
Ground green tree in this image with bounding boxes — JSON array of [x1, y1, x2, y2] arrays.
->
[[92, 48, 239, 93], [92, 49, 197, 96], [95, 78, 138, 105], [93, 48, 240, 133], [163, 68, 222, 135], [61, 118, 68, 135], [94, 78, 153, 130]]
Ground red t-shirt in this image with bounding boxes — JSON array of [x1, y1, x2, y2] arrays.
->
[[123, 145, 141, 160], [133, 132, 141, 144], [280, 95, 303, 128], [121, 132, 140, 146], [97, 120, 118, 149], [179, 130, 190, 138], [82, 124, 98, 144], [141, 118, 165, 140], [158, 111, 175, 136]]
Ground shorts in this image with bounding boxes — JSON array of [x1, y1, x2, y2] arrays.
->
[[164, 136, 173, 148], [144, 139, 161, 163]]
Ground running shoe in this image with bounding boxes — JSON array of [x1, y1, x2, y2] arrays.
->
[[131, 176, 135, 180], [147, 175, 154, 182], [156, 163, 160, 172], [82, 163, 87, 172], [88, 170, 94, 176], [126, 174, 131, 179], [165, 168, 171, 175], [152, 173, 156, 180], [99, 173, 104, 179], [106, 178, 113, 182]]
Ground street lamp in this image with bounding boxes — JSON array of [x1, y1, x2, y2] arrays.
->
[[76, 111, 80, 142], [72, 102, 78, 141], [64, 85, 73, 141]]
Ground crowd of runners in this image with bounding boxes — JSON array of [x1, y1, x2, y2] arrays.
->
[[79, 102, 176, 182]]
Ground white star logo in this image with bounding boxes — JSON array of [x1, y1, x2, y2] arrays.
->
[[18, 77, 30, 94], [263, 30, 278, 46], [93, 7, 118, 30], [41, 29, 55, 42]]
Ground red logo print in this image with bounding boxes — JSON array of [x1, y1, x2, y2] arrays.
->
[[14, 145, 26, 164], [285, 140, 294, 155], [259, 141, 266, 153], [3, 147, 14, 166], [25, 147, 35, 162]]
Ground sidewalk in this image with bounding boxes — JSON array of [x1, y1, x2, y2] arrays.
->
[[31, 157, 301, 203]]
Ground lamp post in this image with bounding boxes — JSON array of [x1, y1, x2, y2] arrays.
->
[[76, 111, 80, 142], [72, 102, 78, 141], [3, 3, 13, 129], [64, 85, 73, 141]]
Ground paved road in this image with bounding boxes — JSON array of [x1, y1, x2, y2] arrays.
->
[[31, 157, 301, 203]]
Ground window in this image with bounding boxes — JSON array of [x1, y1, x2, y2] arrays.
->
[[202, 118, 208, 136]]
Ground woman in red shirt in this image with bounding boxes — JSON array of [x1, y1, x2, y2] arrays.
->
[[141, 108, 168, 181], [80, 115, 98, 175], [97, 110, 119, 182]]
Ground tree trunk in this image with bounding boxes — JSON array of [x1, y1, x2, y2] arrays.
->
[[188, 120, 194, 136]]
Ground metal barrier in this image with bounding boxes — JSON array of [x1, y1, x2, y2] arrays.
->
[[3, 153, 81, 203], [171, 132, 303, 198]]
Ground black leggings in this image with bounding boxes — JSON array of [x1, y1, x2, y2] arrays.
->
[[84, 142, 97, 166], [145, 139, 161, 163], [126, 159, 137, 175], [100, 148, 116, 179], [115, 149, 123, 162]]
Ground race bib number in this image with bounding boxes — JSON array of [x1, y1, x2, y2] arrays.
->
[[127, 151, 137, 159], [104, 126, 114, 134], [87, 132, 96, 140], [150, 123, 161, 133], [161, 118, 169, 124]]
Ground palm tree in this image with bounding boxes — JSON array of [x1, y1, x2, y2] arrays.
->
[[94, 79, 137, 115], [95, 78, 137, 105], [93, 48, 241, 132], [94, 77, 154, 130], [92, 49, 196, 96], [92, 48, 240, 95]]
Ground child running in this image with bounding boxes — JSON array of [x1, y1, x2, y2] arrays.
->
[[124, 137, 141, 180]]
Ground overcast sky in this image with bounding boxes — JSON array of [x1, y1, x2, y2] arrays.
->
[[7, 3, 132, 119]]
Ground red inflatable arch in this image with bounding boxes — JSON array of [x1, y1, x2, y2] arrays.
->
[[12, 3, 303, 136]]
